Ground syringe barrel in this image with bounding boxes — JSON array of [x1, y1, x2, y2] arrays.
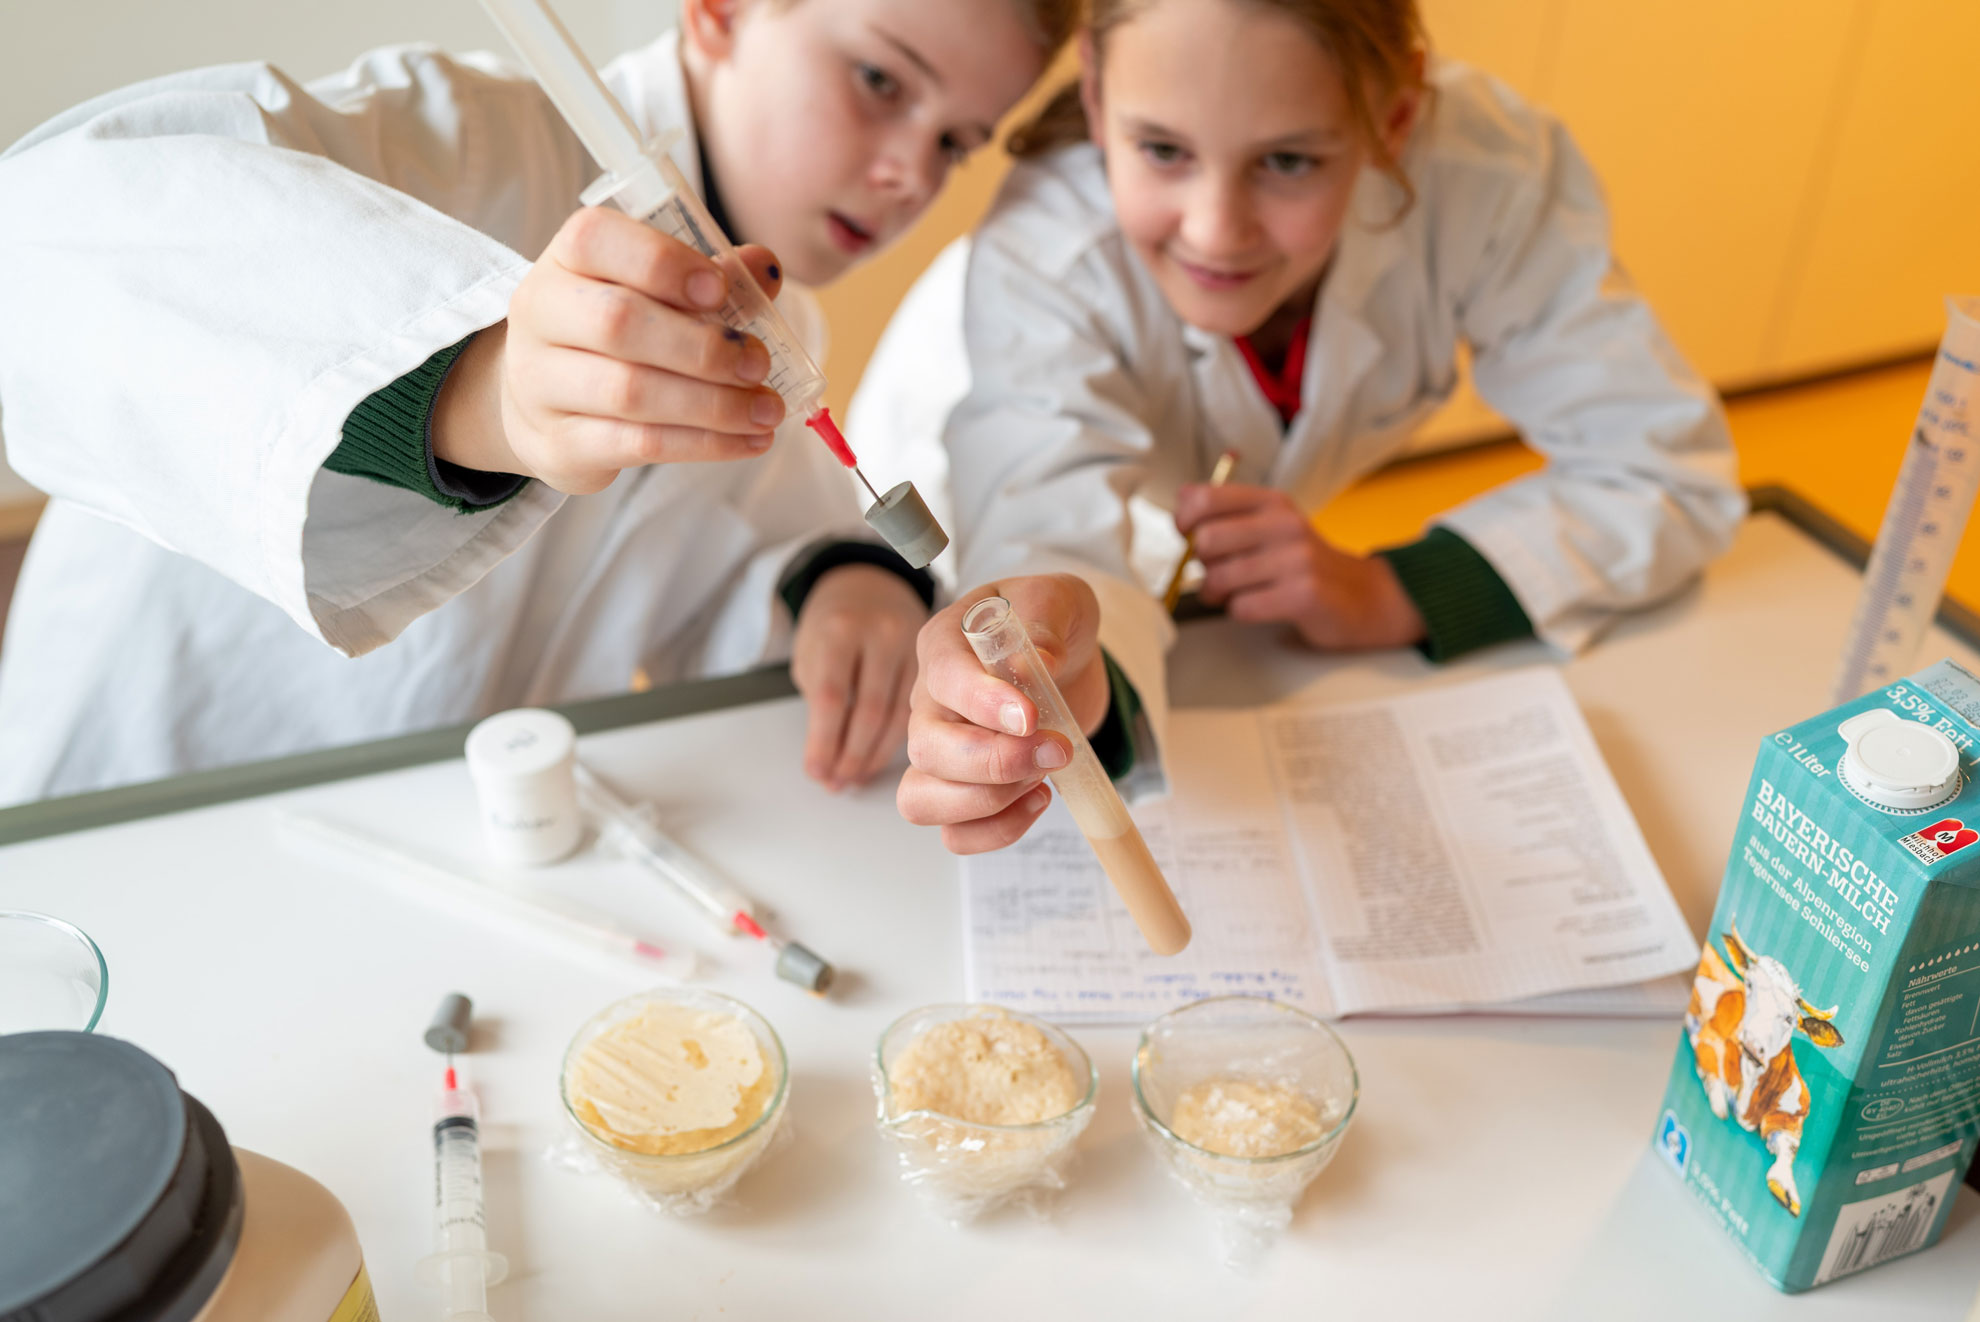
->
[[961, 596, 1192, 955], [581, 142, 829, 419]]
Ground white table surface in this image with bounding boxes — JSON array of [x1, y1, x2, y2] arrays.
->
[[6, 509, 1980, 1321]]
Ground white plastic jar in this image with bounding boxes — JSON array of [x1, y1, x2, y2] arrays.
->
[[0, 1033, 376, 1322]]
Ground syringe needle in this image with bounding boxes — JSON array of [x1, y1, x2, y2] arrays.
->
[[854, 466, 882, 505]]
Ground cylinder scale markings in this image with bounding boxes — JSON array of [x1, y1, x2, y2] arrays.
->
[[1833, 297, 1980, 704]]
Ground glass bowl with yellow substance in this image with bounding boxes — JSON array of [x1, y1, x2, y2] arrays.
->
[[559, 988, 788, 1212], [1133, 996, 1357, 1266], [873, 1004, 1097, 1223]]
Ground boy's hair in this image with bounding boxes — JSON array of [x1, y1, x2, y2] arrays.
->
[[1009, 0, 1427, 207]]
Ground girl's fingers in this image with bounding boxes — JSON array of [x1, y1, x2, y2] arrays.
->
[[1190, 507, 1303, 561], [898, 765, 1050, 830], [919, 629, 1039, 738], [1201, 541, 1306, 604], [905, 710, 1071, 787], [1225, 576, 1316, 626], [1175, 481, 1286, 534], [937, 783, 1055, 854]]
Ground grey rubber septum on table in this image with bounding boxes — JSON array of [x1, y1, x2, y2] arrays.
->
[[864, 483, 948, 569], [775, 942, 835, 994], [424, 992, 473, 1054]]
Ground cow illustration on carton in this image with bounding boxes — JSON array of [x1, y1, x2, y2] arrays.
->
[[1684, 918, 1845, 1217]]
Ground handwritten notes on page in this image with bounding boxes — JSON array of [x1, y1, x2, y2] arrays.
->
[[961, 667, 1697, 1024]]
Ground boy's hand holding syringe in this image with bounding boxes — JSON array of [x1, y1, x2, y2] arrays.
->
[[431, 209, 790, 492]]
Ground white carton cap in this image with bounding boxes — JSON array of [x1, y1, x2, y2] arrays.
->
[[464, 709, 582, 865], [1838, 709, 1962, 811]]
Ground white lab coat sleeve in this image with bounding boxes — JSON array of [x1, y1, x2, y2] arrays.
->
[[1432, 108, 1746, 653], [949, 234, 1176, 754], [0, 51, 566, 657]]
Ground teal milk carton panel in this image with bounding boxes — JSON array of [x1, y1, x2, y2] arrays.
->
[[1653, 659, 1980, 1291]]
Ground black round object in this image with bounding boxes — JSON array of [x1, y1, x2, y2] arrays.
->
[[0, 1033, 243, 1322]]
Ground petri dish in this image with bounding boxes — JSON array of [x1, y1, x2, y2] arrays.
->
[[0, 912, 109, 1033]]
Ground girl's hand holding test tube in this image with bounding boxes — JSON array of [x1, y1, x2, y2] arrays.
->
[[1175, 482, 1425, 651], [431, 206, 790, 493], [897, 574, 1108, 853]]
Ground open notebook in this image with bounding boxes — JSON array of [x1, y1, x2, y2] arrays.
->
[[961, 667, 1698, 1025]]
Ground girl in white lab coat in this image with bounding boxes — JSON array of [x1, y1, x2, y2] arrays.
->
[[894, 0, 1746, 852], [0, 0, 1068, 803]]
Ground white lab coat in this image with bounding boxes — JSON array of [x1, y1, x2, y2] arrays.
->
[[0, 31, 864, 804], [849, 61, 1745, 748]]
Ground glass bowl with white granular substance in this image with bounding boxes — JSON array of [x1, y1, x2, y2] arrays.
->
[[1133, 996, 1357, 1265], [873, 1004, 1098, 1223]]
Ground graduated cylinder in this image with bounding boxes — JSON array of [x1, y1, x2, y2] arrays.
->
[[962, 596, 1192, 955]]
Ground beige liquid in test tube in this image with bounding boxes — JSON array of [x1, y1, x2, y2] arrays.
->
[[962, 597, 1192, 956]]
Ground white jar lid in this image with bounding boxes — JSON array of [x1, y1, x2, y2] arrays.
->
[[1839, 709, 1961, 809], [465, 708, 577, 783]]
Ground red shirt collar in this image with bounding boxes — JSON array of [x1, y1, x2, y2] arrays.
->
[[1233, 315, 1312, 426]]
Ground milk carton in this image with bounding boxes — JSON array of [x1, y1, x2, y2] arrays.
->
[[1654, 659, 1980, 1290]]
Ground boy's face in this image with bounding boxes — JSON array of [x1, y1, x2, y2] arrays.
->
[[1089, 0, 1414, 338], [688, 0, 1045, 286]]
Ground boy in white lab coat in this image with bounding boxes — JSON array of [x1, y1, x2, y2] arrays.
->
[[891, 0, 1745, 852], [0, 0, 1068, 804]]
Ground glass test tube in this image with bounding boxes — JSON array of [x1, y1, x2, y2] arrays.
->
[[962, 597, 1192, 956]]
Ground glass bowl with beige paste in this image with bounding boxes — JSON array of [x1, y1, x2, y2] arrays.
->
[[560, 987, 788, 1204], [873, 1004, 1097, 1220]]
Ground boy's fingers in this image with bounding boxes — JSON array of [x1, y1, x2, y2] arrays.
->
[[830, 645, 904, 788], [734, 244, 784, 303], [798, 649, 857, 784], [544, 350, 784, 435], [557, 414, 774, 472], [531, 279, 772, 385], [552, 207, 731, 312], [857, 684, 914, 785]]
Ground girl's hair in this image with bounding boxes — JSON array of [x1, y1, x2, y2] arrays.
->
[[1009, 0, 1428, 205], [1008, 0, 1084, 56]]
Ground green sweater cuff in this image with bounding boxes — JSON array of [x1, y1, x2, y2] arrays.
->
[[328, 337, 527, 513], [1378, 526, 1535, 663], [1088, 648, 1144, 780]]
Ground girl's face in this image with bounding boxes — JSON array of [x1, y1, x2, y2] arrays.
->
[[685, 0, 1046, 286], [1086, 0, 1417, 338]]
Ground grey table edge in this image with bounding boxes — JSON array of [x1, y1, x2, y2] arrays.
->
[[2, 485, 1970, 848]]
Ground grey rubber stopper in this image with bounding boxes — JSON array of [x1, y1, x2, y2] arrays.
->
[[425, 992, 473, 1054], [774, 942, 835, 995], [864, 482, 948, 569]]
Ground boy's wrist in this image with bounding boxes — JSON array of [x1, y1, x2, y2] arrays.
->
[[430, 321, 521, 479]]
